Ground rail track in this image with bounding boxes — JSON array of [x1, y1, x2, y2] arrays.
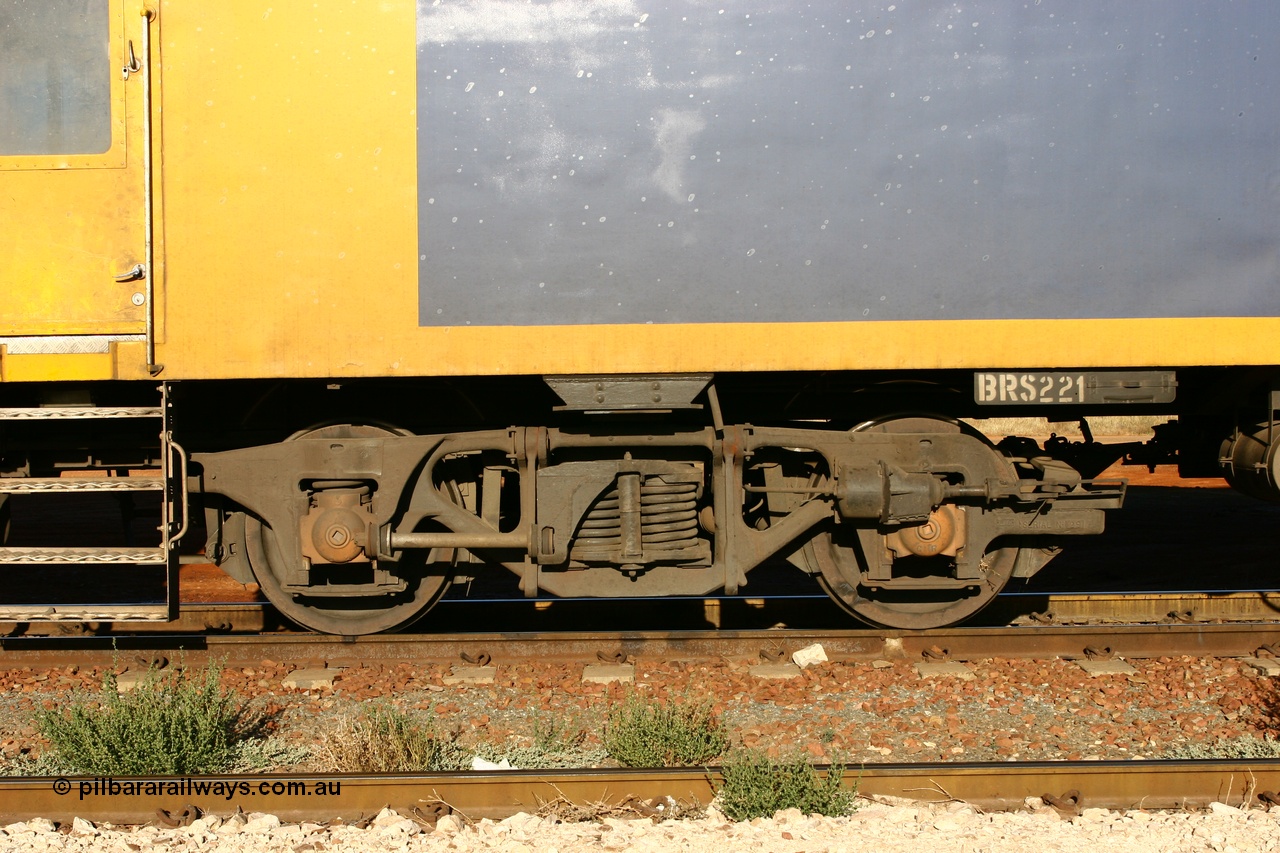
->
[[2, 598, 1279, 670], [2, 761, 1280, 825], [6, 589, 1280, 637], [3, 588, 1278, 828]]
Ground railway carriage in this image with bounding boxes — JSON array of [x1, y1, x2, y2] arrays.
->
[[1, 0, 1278, 634]]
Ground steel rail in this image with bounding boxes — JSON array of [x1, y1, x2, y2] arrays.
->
[[3, 621, 1279, 669], [2, 761, 1279, 825], [3, 591, 1278, 639]]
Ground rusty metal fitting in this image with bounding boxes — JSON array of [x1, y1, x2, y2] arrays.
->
[[155, 805, 201, 828], [412, 802, 453, 825], [1041, 790, 1081, 814], [310, 509, 367, 563], [887, 505, 966, 558], [597, 650, 631, 665]]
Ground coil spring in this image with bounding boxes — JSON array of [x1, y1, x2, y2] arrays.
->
[[575, 480, 700, 551]]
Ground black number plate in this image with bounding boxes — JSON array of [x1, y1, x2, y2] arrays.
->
[[973, 371, 1176, 406]]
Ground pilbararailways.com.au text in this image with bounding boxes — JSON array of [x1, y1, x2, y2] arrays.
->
[[55, 778, 341, 801]]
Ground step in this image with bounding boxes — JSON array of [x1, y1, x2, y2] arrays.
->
[[0, 477, 164, 494], [0, 547, 166, 565], [0, 406, 162, 420], [0, 604, 170, 622]]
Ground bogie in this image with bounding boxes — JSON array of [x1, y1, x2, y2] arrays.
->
[[189, 395, 1123, 634]]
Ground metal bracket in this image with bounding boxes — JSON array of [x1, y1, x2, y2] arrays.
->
[[545, 374, 711, 413]]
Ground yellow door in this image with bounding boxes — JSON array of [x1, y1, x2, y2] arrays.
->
[[0, 0, 157, 378]]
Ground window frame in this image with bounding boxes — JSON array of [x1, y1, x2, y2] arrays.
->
[[0, 0, 127, 170]]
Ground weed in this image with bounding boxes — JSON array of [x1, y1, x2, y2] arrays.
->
[[531, 711, 584, 754], [603, 691, 729, 768], [536, 791, 702, 823], [715, 749, 858, 821], [0, 751, 72, 778], [37, 662, 250, 776], [1165, 735, 1280, 760], [484, 714, 609, 769], [230, 736, 314, 772], [312, 704, 469, 772]]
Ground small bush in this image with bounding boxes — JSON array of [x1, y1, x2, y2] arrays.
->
[[230, 736, 314, 773], [603, 692, 728, 768], [479, 711, 608, 769], [313, 705, 468, 772], [1165, 735, 1280, 760], [0, 751, 72, 778], [37, 662, 249, 775], [716, 750, 857, 822]]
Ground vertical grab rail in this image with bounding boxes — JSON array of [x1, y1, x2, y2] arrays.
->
[[160, 382, 188, 620], [139, 9, 162, 375]]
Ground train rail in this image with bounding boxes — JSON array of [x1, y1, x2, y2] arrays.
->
[[5, 588, 1280, 637], [3, 761, 1280, 825], [3, 614, 1279, 670]]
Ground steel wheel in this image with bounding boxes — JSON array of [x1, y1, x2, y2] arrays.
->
[[805, 415, 1020, 630], [806, 534, 1018, 629], [243, 515, 450, 635], [240, 424, 451, 635]]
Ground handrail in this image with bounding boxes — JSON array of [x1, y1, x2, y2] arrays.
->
[[139, 9, 161, 375]]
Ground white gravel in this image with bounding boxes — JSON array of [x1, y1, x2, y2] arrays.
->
[[3, 801, 1279, 853]]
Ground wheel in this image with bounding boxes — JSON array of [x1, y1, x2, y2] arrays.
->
[[239, 424, 451, 635], [806, 534, 1018, 629], [243, 515, 450, 635], [803, 415, 1021, 630]]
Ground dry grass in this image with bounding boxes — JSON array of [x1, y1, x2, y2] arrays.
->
[[310, 705, 469, 772], [535, 788, 703, 823]]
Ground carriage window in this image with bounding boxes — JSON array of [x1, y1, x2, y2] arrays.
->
[[0, 0, 111, 155]]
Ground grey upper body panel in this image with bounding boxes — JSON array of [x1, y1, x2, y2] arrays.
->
[[417, 1, 1279, 326]]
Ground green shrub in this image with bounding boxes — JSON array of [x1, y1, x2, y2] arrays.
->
[[313, 704, 468, 772], [37, 662, 249, 775], [716, 750, 857, 821], [603, 692, 728, 768]]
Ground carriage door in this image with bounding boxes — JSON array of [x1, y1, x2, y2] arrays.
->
[[0, 0, 160, 377]]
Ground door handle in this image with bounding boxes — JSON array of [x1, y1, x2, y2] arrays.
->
[[114, 263, 146, 283]]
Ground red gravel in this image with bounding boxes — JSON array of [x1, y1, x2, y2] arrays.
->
[[2, 653, 1276, 769]]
